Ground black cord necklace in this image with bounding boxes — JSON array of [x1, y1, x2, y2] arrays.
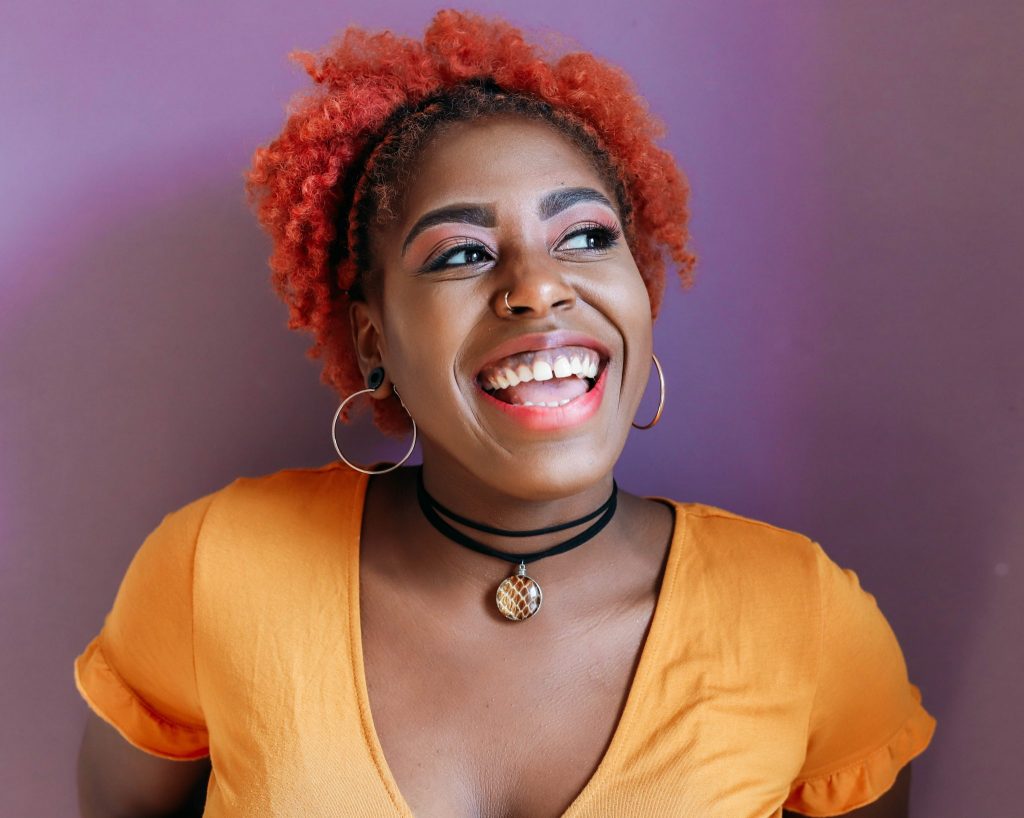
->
[[415, 467, 619, 621]]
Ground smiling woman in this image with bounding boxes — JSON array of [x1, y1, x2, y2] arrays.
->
[[72, 9, 935, 818]]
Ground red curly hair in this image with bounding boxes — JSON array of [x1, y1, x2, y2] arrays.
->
[[244, 9, 697, 436]]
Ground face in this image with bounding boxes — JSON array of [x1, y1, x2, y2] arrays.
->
[[351, 115, 654, 500]]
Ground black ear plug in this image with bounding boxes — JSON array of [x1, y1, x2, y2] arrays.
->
[[367, 366, 385, 391]]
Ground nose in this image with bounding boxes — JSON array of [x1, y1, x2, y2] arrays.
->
[[493, 254, 577, 319]]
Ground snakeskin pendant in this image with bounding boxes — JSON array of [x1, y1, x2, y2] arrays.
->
[[495, 562, 543, 621]]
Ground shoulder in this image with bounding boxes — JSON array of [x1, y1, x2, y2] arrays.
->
[[674, 500, 815, 542], [189, 462, 367, 628], [159, 461, 368, 571], [200, 460, 365, 522], [224, 459, 362, 498], [666, 500, 826, 587]]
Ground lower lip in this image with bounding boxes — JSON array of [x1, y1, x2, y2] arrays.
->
[[476, 364, 609, 431]]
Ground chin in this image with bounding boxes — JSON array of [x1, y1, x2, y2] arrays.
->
[[464, 432, 626, 502]]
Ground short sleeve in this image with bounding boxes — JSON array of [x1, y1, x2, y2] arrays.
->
[[784, 542, 937, 816], [73, 491, 218, 760]]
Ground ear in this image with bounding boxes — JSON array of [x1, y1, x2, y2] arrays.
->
[[349, 298, 391, 396]]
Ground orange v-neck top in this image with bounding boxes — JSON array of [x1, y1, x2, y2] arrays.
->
[[74, 462, 935, 817]]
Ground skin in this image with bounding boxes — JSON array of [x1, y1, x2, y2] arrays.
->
[[76, 115, 912, 817], [350, 115, 675, 816], [77, 711, 210, 817]]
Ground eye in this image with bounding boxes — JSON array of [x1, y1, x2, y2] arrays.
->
[[557, 223, 621, 253], [425, 241, 494, 272]]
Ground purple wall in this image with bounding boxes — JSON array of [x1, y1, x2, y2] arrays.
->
[[2, 1, 1020, 815]]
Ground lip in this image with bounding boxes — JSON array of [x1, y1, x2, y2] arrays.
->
[[476, 358, 609, 431], [473, 330, 612, 377]]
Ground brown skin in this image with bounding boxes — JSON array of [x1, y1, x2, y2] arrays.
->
[[76, 116, 912, 816], [77, 711, 210, 817], [355, 116, 653, 509], [351, 115, 676, 816]]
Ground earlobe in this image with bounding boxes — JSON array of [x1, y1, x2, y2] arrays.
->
[[349, 299, 389, 392]]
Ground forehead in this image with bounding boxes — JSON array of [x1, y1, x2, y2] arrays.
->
[[397, 115, 612, 218]]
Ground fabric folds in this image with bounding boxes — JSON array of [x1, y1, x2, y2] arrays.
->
[[72, 462, 937, 815], [783, 685, 936, 816], [74, 634, 210, 761]]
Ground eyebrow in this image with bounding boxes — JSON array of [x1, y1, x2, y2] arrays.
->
[[537, 187, 616, 220], [400, 187, 617, 256], [402, 205, 495, 256]]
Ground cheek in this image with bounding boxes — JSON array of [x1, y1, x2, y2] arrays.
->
[[604, 258, 655, 388], [380, 284, 473, 400], [595, 251, 652, 326]]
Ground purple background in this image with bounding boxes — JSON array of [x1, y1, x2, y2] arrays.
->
[[2, 1, 1021, 815]]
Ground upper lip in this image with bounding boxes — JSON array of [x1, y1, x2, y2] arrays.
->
[[472, 330, 613, 378]]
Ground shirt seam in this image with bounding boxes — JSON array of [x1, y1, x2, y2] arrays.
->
[[90, 637, 209, 734], [790, 704, 929, 784], [346, 471, 408, 816], [233, 460, 346, 482], [190, 485, 224, 724], [560, 498, 688, 815], [798, 539, 828, 777], [682, 502, 817, 539], [614, 499, 686, 760]]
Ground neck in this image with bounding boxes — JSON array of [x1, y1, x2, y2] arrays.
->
[[413, 450, 618, 559]]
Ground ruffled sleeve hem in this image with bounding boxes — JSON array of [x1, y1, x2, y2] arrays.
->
[[73, 635, 210, 761], [783, 689, 937, 817]]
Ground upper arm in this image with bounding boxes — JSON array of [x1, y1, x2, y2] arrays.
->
[[77, 711, 211, 818], [783, 542, 935, 816], [74, 491, 220, 814]]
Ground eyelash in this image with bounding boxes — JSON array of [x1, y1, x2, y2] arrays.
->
[[422, 221, 622, 273]]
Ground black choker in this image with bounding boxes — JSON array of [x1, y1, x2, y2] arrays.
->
[[415, 468, 618, 621]]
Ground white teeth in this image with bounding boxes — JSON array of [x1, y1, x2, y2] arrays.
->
[[480, 349, 604, 391]]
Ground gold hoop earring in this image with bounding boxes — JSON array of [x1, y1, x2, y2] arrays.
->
[[631, 353, 665, 430], [331, 374, 417, 474]]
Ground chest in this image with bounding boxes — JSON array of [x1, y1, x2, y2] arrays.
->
[[193, 495, 818, 817], [358, 563, 657, 818]]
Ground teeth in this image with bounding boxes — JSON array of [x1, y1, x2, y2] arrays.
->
[[552, 357, 573, 378], [480, 349, 604, 391]]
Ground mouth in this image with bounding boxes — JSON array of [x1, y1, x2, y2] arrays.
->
[[476, 345, 607, 407], [470, 331, 612, 430]]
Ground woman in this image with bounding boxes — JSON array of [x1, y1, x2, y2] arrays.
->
[[74, 10, 936, 817]]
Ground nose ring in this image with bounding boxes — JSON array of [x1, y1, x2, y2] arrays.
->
[[503, 290, 514, 314]]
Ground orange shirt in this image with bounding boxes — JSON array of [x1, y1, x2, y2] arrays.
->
[[74, 462, 935, 816]]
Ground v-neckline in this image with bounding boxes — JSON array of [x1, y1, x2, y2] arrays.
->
[[345, 469, 687, 817]]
